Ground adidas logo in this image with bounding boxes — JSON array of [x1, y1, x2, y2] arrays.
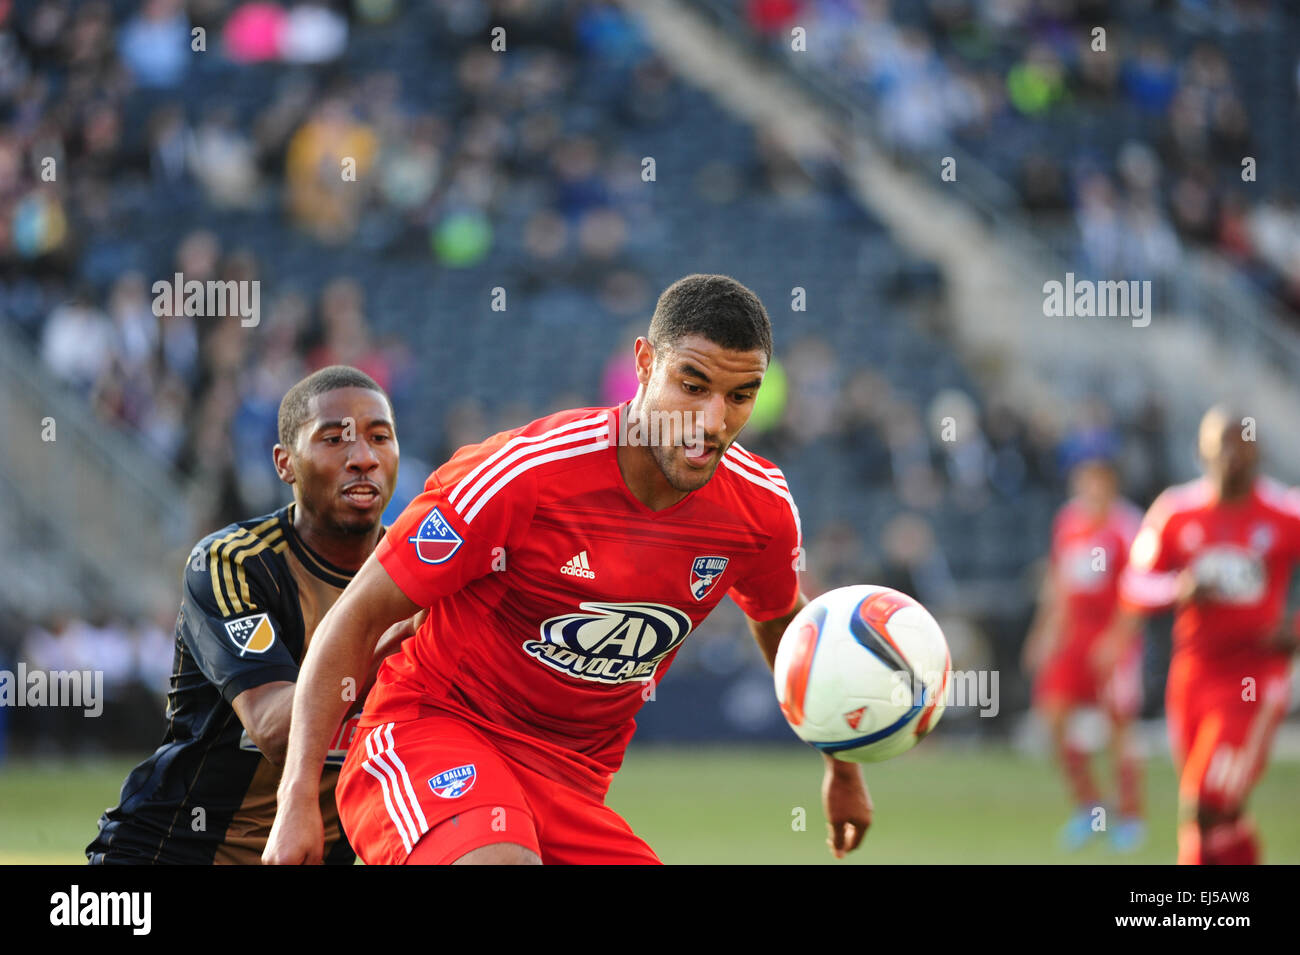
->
[[560, 550, 596, 579]]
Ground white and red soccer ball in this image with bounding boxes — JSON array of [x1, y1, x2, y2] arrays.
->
[[774, 585, 951, 763]]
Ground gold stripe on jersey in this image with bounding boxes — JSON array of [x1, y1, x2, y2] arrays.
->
[[232, 529, 286, 613], [208, 527, 249, 618], [221, 523, 284, 616], [217, 521, 277, 616], [207, 517, 280, 617]]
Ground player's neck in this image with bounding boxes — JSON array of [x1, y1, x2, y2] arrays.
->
[[1077, 497, 1112, 524], [291, 506, 383, 573], [1213, 477, 1254, 505], [616, 441, 688, 512]]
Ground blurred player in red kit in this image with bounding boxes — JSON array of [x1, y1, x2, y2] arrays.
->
[[263, 274, 873, 865], [1022, 434, 1145, 852], [1115, 405, 1300, 864]]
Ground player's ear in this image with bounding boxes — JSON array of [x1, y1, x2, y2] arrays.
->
[[634, 337, 654, 386], [273, 444, 295, 485]]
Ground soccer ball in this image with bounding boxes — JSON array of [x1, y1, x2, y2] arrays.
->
[[773, 585, 951, 763]]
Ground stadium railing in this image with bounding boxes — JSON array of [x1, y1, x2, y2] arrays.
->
[[0, 319, 192, 617]]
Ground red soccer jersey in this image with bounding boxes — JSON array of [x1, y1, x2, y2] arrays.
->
[[1120, 476, 1300, 670], [1049, 496, 1142, 644], [366, 403, 802, 787]]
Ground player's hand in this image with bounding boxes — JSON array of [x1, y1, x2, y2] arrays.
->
[[1020, 632, 1044, 675], [1088, 635, 1122, 677], [1021, 629, 1054, 675], [373, 612, 421, 661], [361, 610, 427, 700], [822, 757, 871, 859], [262, 796, 325, 865], [1261, 620, 1300, 655], [1174, 568, 1216, 606]]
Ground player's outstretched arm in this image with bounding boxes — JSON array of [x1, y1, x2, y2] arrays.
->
[[263, 552, 419, 865], [746, 592, 807, 669], [746, 593, 872, 859], [1021, 562, 1061, 675], [1088, 607, 1143, 676]]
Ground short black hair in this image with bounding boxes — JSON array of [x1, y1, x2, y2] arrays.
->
[[647, 274, 772, 362], [277, 365, 393, 447]]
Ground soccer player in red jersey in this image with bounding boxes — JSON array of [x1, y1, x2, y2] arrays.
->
[[1114, 405, 1300, 864], [264, 274, 873, 864], [1022, 441, 1145, 851]]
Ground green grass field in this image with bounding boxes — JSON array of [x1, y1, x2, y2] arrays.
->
[[3, 743, 1297, 864]]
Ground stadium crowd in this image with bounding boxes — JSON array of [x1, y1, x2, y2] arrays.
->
[[735, 0, 1300, 315], [1, 0, 1185, 752]]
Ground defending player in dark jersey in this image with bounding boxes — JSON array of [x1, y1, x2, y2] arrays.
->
[[87, 366, 405, 864], [264, 274, 873, 865]]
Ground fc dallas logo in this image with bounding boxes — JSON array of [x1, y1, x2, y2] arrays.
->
[[690, 556, 729, 601]]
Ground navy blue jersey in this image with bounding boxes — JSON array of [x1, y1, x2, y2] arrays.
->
[[88, 505, 364, 864]]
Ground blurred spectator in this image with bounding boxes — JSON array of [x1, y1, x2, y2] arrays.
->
[[118, 0, 190, 89], [600, 322, 643, 406], [780, 337, 839, 445], [879, 512, 957, 611], [286, 98, 377, 242], [1006, 43, 1066, 117], [41, 292, 113, 394], [189, 106, 261, 209], [1120, 40, 1178, 115], [305, 277, 391, 386], [222, 2, 287, 63], [279, 1, 348, 64]]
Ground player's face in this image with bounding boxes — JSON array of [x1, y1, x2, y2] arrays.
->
[[1200, 415, 1257, 494], [284, 387, 399, 536], [636, 333, 767, 493], [1071, 460, 1117, 514]]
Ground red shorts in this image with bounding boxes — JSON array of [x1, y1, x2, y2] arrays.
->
[[1166, 657, 1291, 813], [336, 715, 660, 865], [1033, 637, 1141, 719]]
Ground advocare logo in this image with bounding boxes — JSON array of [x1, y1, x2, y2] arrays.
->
[[523, 601, 693, 685]]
